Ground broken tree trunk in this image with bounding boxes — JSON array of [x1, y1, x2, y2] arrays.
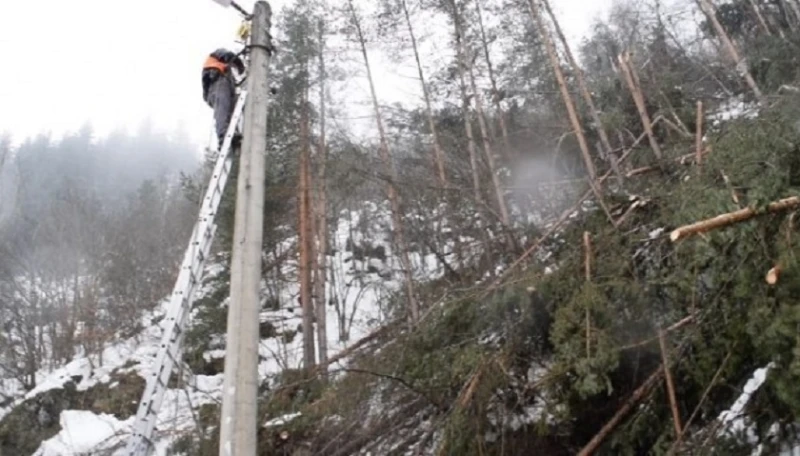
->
[[453, 3, 511, 227], [542, 0, 623, 182], [749, 0, 775, 36], [577, 365, 666, 456], [696, 0, 766, 105], [347, 0, 419, 322], [659, 330, 683, 437], [400, 0, 448, 186], [786, 0, 800, 31], [618, 51, 663, 160], [527, 0, 597, 180], [474, 0, 513, 159], [670, 196, 800, 242], [452, 26, 483, 204], [766, 265, 781, 285], [527, 0, 615, 225]]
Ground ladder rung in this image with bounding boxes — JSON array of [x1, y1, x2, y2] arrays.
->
[[125, 89, 248, 456]]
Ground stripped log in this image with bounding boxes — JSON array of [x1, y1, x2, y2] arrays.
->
[[670, 197, 800, 242]]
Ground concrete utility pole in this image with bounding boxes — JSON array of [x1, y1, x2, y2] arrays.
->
[[219, 2, 272, 455]]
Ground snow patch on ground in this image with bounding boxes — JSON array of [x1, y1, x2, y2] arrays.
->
[[21, 202, 461, 455], [708, 95, 760, 125], [34, 410, 129, 456]]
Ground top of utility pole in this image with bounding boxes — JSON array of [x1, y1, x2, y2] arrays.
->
[[218, 2, 273, 456]]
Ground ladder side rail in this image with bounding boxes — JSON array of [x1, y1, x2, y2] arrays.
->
[[125, 91, 247, 456]]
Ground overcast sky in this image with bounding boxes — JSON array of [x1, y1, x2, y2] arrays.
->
[[0, 0, 611, 152]]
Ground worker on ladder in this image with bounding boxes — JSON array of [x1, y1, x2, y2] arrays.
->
[[202, 48, 246, 151]]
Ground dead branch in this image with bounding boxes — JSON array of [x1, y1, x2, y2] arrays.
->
[[618, 315, 695, 351], [485, 134, 646, 294], [527, 0, 599, 184], [670, 196, 800, 242], [618, 51, 663, 161], [696, 101, 704, 167], [576, 365, 665, 456], [584, 231, 592, 358], [668, 351, 732, 455], [343, 368, 443, 409], [720, 170, 741, 206], [659, 330, 683, 437]]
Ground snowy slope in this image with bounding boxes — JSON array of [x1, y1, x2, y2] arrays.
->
[[3, 201, 460, 456]]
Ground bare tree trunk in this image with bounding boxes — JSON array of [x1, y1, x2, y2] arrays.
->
[[400, 0, 448, 186], [541, 0, 623, 182], [452, 3, 511, 227], [527, 0, 596, 180], [696, 0, 766, 105], [299, 75, 316, 370], [455, 47, 483, 203], [526, 0, 613, 221], [749, 0, 775, 36], [785, 0, 800, 30], [617, 51, 664, 161], [474, 0, 513, 159], [315, 18, 329, 371], [347, 0, 419, 323]]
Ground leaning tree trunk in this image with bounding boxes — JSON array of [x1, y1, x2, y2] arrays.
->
[[617, 51, 664, 161], [542, 0, 623, 182], [696, 0, 766, 105], [347, 0, 419, 323], [400, 0, 448, 187], [474, 0, 513, 159], [452, 8, 511, 227], [526, 0, 612, 223]]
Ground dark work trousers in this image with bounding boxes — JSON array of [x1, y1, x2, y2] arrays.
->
[[204, 74, 236, 149]]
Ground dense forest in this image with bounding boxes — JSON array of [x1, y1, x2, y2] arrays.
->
[[4, 0, 800, 454]]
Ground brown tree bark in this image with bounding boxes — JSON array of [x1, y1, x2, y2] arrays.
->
[[347, 0, 419, 322]]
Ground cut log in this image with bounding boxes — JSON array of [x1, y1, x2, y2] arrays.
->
[[670, 197, 800, 242], [766, 265, 781, 285]]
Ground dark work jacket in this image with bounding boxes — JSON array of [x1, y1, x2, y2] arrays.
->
[[202, 49, 245, 101]]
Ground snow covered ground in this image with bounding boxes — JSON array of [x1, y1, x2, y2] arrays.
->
[[0, 202, 464, 455]]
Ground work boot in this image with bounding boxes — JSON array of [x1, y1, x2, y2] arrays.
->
[[231, 132, 243, 150]]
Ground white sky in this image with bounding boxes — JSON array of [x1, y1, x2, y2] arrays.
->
[[0, 0, 610, 152]]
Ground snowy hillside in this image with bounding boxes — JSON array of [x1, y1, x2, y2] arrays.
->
[[0, 200, 477, 455]]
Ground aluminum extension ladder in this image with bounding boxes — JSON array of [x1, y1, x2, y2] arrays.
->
[[125, 89, 248, 456]]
